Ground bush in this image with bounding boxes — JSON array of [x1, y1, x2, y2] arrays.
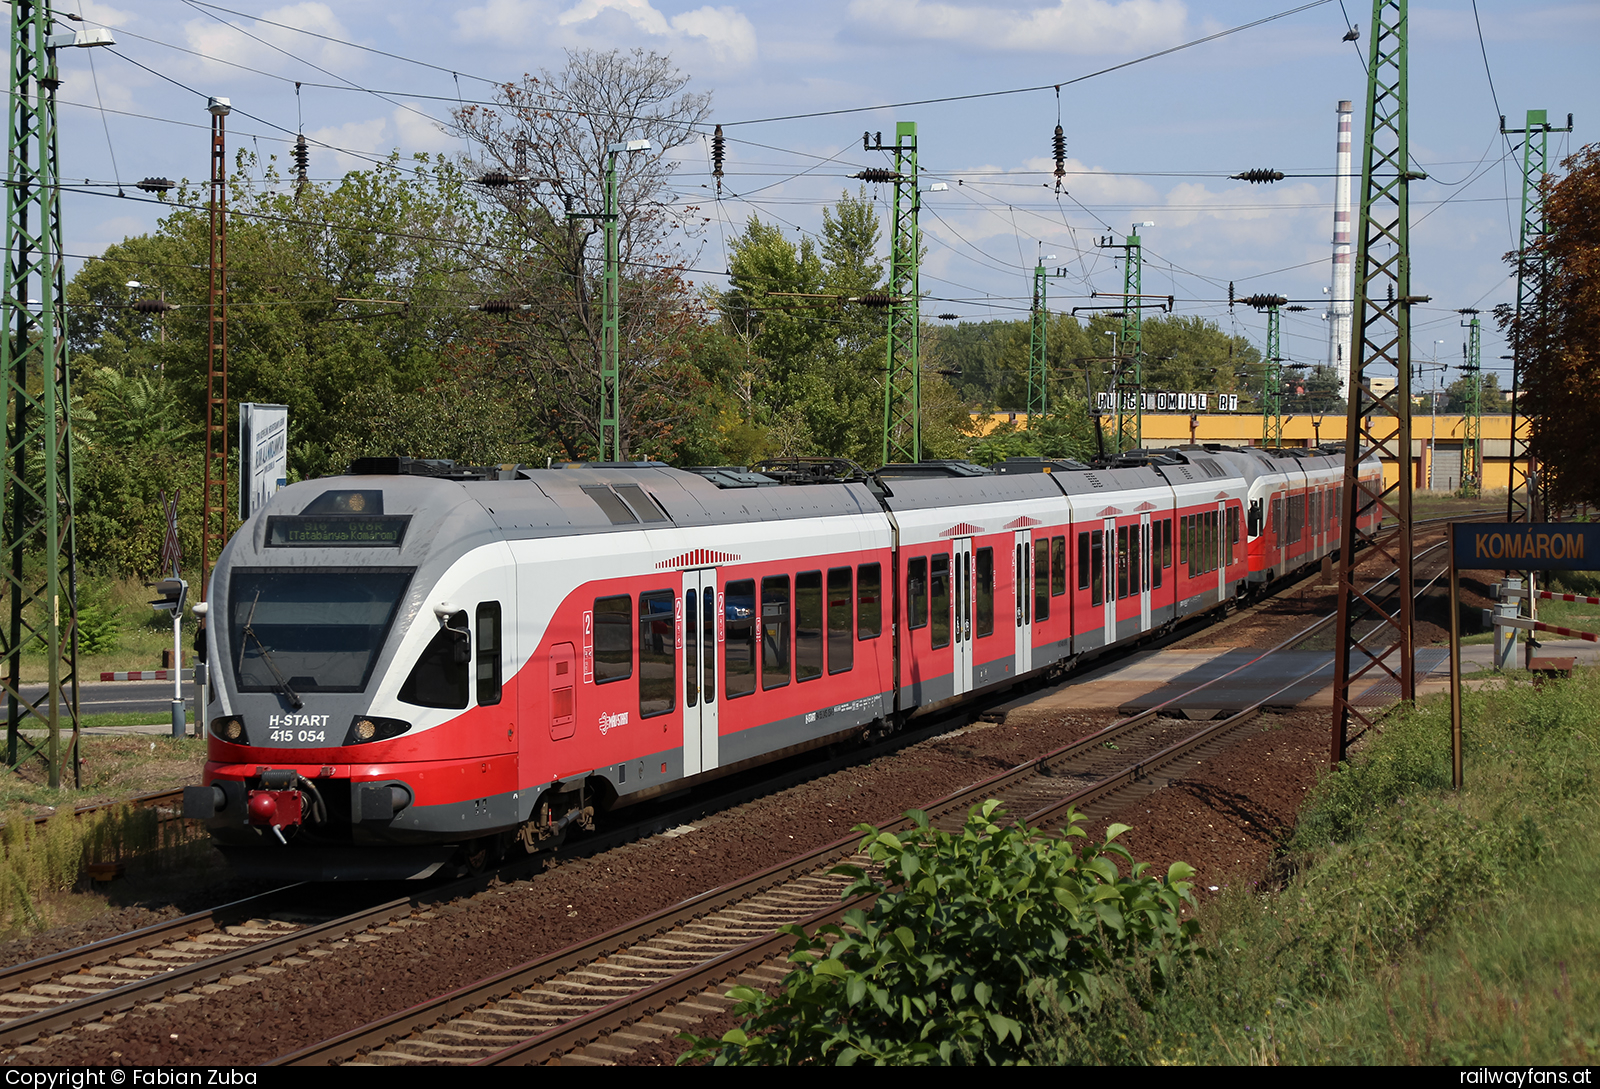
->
[[681, 802, 1200, 1066]]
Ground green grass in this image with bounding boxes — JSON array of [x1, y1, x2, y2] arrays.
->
[[1033, 667, 1600, 1065], [1, 734, 208, 814], [11, 573, 197, 683]]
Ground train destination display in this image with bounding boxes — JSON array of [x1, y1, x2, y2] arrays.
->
[[264, 515, 411, 548]]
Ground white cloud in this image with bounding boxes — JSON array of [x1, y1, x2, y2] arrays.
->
[[77, 1, 138, 27], [304, 116, 390, 177], [558, 0, 757, 65], [847, 0, 1188, 54], [183, 3, 365, 75], [454, 0, 756, 66], [392, 103, 458, 154]]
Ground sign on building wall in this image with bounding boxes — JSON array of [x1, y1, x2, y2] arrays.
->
[[1094, 391, 1243, 413], [239, 402, 289, 520]]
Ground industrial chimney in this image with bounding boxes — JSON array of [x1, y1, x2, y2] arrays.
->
[[1328, 99, 1355, 397]]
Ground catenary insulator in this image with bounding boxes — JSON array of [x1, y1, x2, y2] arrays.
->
[[1231, 168, 1285, 184], [136, 177, 173, 194], [1239, 294, 1289, 309], [853, 293, 899, 307], [132, 299, 175, 314], [475, 299, 521, 314], [712, 124, 725, 194], [937, 313, 959, 321], [478, 172, 515, 188], [1053, 125, 1066, 190], [852, 169, 900, 184]]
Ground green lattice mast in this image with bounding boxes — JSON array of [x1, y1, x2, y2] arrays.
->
[[1115, 227, 1144, 453], [2, 2, 103, 785], [1239, 294, 1288, 447], [880, 122, 921, 464], [1027, 262, 1047, 422], [1459, 309, 1482, 497], [1500, 109, 1572, 521], [1331, 0, 1426, 763]]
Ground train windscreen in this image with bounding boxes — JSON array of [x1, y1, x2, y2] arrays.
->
[[228, 568, 413, 694]]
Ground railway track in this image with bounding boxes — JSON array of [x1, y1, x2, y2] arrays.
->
[[262, 515, 1486, 1067], [1, 510, 1487, 1064]]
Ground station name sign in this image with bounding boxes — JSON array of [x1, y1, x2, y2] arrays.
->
[[1095, 391, 1242, 413], [265, 515, 411, 548], [1453, 522, 1600, 570]]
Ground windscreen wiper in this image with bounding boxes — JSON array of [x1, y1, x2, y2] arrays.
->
[[238, 590, 304, 710]]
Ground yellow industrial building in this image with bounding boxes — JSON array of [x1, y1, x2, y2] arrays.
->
[[978, 411, 1528, 492]]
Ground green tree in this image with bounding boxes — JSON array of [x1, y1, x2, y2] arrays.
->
[[1498, 142, 1600, 507], [1443, 370, 1504, 414], [711, 190, 895, 464], [683, 804, 1200, 1066], [453, 49, 712, 461]]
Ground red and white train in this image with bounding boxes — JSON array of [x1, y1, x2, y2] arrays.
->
[[183, 446, 1382, 879]]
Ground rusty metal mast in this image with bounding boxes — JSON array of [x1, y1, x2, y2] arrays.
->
[[200, 97, 230, 600], [1330, 0, 1427, 764]]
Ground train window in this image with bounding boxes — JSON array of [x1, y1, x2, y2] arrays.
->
[[930, 555, 951, 649], [1077, 533, 1090, 592], [1151, 524, 1162, 591], [1180, 515, 1189, 569], [399, 609, 470, 710], [475, 602, 502, 706], [1091, 531, 1104, 606], [1034, 540, 1050, 622], [725, 579, 756, 698], [857, 564, 882, 639], [907, 557, 928, 631], [1051, 536, 1066, 597], [686, 589, 698, 708], [827, 568, 853, 674], [796, 570, 824, 681], [229, 568, 412, 694], [1226, 507, 1238, 566], [638, 590, 675, 718], [762, 575, 791, 690], [593, 595, 632, 685], [976, 548, 994, 637], [1116, 526, 1129, 599], [1163, 518, 1173, 568], [702, 592, 716, 702], [1030, 537, 1043, 620], [1129, 525, 1140, 596]]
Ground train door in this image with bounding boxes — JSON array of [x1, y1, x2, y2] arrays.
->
[[1216, 501, 1228, 601], [681, 569, 720, 777], [1139, 512, 1153, 632], [1013, 530, 1032, 675], [953, 538, 974, 695], [1102, 517, 1117, 644]]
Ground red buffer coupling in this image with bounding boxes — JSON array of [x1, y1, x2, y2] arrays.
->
[[246, 769, 323, 843]]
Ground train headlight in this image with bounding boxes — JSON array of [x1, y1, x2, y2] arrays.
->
[[342, 716, 411, 746], [211, 716, 248, 744]]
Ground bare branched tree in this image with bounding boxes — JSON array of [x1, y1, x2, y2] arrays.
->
[[454, 49, 713, 460]]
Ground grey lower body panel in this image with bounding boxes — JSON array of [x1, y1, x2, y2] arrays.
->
[[217, 844, 456, 882]]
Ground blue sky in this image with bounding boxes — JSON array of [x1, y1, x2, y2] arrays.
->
[[53, 0, 1600, 389]]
